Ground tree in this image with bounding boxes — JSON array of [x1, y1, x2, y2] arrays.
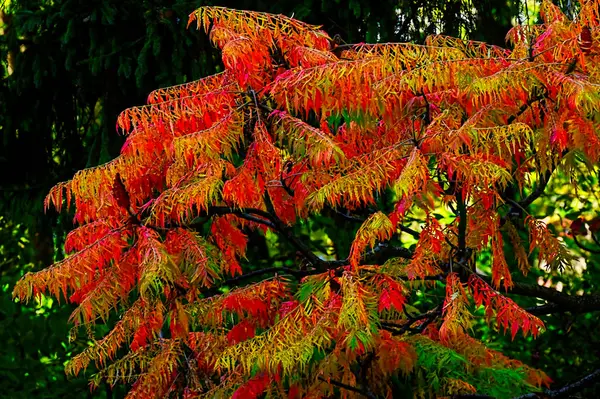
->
[[13, 1, 600, 397], [0, 0, 513, 314], [1, 2, 525, 398]]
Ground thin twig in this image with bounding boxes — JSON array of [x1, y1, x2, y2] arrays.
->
[[573, 234, 600, 254], [317, 377, 378, 399]]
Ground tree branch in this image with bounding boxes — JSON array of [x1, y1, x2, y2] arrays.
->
[[453, 367, 600, 399], [159, 207, 414, 273], [452, 263, 600, 315], [501, 170, 553, 227], [317, 377, 378, 399], [327, 207, 421, 239], [187, 207, 600, 316], [380, 305, 443, 335], [204, 206, 325, 267], [519, 171, 551, 209], [573, 234, 600, 254], [456, 187, 468, 259], [236, 213, 277, 229], [398, 224, 422, 239], [512, 367, 600, 398], [507, 280, 600, 314], [323, 243, 413, 269], [525, 303, 570, 316], [506, 87, 546, 125]]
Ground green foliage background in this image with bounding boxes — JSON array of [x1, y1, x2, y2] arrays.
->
[[1, 0, 598, 397]]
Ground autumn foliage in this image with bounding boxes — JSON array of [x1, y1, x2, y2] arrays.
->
[[13, 1, 600, 397]]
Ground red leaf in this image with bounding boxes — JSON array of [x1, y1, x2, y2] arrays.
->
[[511, 321, 520, 341], [169, 301, 189, 339], [378, 289, 392, 312], [570, 218, 588, 236], [288, 384, 301, 399], [550, 127, 568, 151], [232, 373, 270, 399], [227, 319, 256, 344], [589, 217, 600, 233], [579, 26, 593, 55], [130, 326, 149, 352], [112, 173, 131, 211]]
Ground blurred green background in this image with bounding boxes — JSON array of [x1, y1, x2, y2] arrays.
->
[[1, 0, 599, 397]]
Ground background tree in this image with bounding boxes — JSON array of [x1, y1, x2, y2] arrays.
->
[[1, 2, 219, 396], [12, 1, 600, 398]]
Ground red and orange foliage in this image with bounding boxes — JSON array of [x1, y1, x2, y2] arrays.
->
[[13, 1, 600, 397]]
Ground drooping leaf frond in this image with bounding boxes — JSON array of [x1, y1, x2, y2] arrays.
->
[[147, 176, 223, 227], [409, 334, 541, 398], [393, 147, 430, 198], [305, 147, 406, 212], [424, 35, 512, 59], [337, 273, 379, 351], [117, 89, 237, 135], [65, 299, 155, 376], [491, 229, 514, 290], [14, 229, 129, 302], [64, 219, 115, 253], [146, 72, 230, 104], [171, 111, 245, 170], [469, 276, 545, 340], [405, 216, 445, 279], [270, 110, 345, 168], [217, 294, 335, 376], [286, 46, 338, 68], [165, 228, 224, 288], [210, 215, 248, 277], [67, 264, 133, 326], [504, 220, 531, 276], [187, 278, 289, 329], [188, 6, 331, 51], [439, 273, 472, 343], [527, 216, 574, 271], [269, 57, 391, 117], [136, 227, 182, 299], [349, 212, 395, 268]]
